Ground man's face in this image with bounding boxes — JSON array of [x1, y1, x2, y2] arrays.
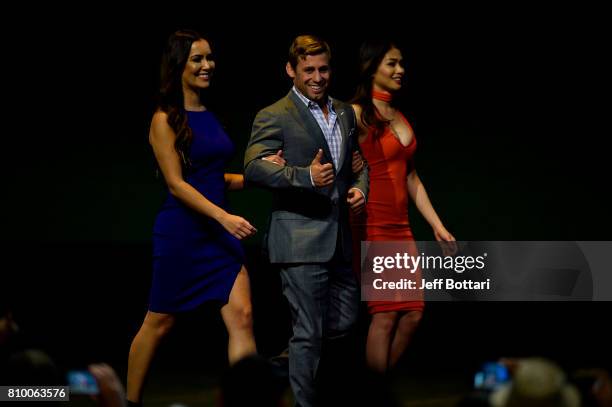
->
[[286, 53, 330, 104]]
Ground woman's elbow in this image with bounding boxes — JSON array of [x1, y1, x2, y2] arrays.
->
[[167, 180, 185, 197]]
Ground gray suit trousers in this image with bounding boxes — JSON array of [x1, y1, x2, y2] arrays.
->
[[279, 249, 359, 407]]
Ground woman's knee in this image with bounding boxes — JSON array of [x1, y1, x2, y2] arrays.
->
[[226, 302, 253, 331], [371, 312, 398, 334], [399, 310, 422, 331]]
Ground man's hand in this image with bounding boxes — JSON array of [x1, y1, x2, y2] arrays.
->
[[262, 149, 286, 166], [310, 149, 334, 187], [347, 188, 365, 214]]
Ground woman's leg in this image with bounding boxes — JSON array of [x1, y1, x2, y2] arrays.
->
[[366, 311, 398, 373], [220, 266, 257, 365], [127, 311, 176, 403], [388, 310, 422, 369]]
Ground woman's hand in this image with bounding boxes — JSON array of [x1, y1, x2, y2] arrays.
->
[[434, 225, 455, 242], [218, 212, 257, 240], [352, 151, 364, 173], [262, 149, 286, 166], [433, 225, 457, 256]]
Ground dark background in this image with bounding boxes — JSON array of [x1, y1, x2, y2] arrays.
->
[[2, 5, 610, 383]]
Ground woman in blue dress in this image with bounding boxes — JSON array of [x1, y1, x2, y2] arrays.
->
[[126, 30, 275, 405]]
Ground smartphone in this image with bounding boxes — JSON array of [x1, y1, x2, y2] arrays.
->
[[67, 370, 99, 395], [474, 362, 510, 391]]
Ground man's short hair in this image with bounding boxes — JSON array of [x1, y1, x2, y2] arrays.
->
[[288, 35, 331, 69]]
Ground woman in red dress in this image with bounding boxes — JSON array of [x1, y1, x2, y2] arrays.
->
[[351, 40, 456, 373]]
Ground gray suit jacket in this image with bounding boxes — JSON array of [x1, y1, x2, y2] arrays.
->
[[244, 91, 369, 263]]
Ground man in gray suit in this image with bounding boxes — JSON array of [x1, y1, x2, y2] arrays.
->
[[244, 35, 369, 406]]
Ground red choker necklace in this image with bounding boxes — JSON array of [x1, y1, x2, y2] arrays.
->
[[372, 89, 392, 102]]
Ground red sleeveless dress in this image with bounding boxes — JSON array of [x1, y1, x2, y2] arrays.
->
[[352, 112, 425, 314]]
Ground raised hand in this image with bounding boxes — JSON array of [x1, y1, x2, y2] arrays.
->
[[88, 363, 126, 407], [310, 149, 334, 187]]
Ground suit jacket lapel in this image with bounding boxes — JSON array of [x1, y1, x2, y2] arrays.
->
[[334, 100, 351, 172], [286, 91, 334, 166]]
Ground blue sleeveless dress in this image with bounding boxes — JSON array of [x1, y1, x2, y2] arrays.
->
[[149, 110, 245, 312]]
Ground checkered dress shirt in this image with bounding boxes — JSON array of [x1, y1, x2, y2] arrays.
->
[[292, 86, 342, 168]]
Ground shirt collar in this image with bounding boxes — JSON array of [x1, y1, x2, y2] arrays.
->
[[292, 86, 335, 113]]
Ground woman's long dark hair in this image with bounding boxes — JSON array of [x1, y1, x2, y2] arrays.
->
[[351, 39, 400, 138], [158, 29, 208, 167]]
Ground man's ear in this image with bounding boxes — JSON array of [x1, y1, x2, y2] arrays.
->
[[286, 62, 296, 79]]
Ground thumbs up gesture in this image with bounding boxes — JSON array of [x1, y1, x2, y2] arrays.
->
[[310, 149, 334, 187]]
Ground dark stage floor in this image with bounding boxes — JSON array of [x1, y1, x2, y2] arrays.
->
[[3, 244, 610, 406]]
